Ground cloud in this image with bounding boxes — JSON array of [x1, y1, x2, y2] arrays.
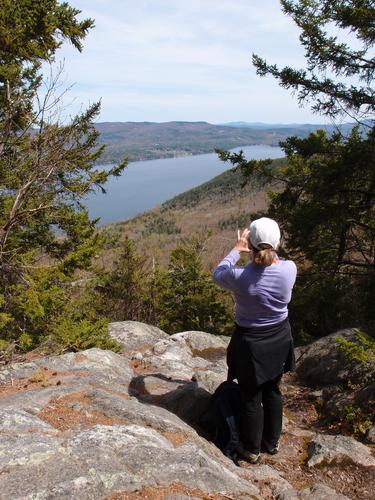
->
[[43, 0, 326, 123]]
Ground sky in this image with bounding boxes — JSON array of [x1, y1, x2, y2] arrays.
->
[[47, 0, 332, 124]]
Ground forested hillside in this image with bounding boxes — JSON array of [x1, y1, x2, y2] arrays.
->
[[95, 121, 346, 163], [103, 159, 284, 268]]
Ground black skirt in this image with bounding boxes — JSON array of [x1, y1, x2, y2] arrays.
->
[[227, 318, 295, 387]]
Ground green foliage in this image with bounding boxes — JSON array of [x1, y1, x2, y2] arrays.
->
[[218, 212, 255, 231], [0, 294, 12, 331], [273, 128, 375, 336], [289, 275, 359, 345], [162, 166, 263, 210], [158, 238, 232, 335], [252, 0, 375, 120], [93, 235, 233, 336], [0, 264, 119, 352], [0, 0, 94, 131], [51, 317, 120, 353], [343, 404, 373, 438], [222, 128, 375, 338], [221, 1, 375, 340], [0, 339, 9, 351], [0, 0, 127, 354], [337, 329, 375, 364], [92, 237, 153, 323], [143, 215, 181, 236], [19, 333, 33, 350], [335, 331, 375, 437]]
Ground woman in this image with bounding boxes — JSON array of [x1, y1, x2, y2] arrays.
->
[[213, 217, 297, 464]]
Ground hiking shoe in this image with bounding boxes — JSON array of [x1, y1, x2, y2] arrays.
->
[[262, 439, 279, 455], [239, 449, 261, 464]]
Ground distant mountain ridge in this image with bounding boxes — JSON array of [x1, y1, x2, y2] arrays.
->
[[95, 120, 356, 164], [221, 121, 331, 128], [220, 121, 357, 136]]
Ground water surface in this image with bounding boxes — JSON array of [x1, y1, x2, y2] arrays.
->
[[85, 145, 284, 224]]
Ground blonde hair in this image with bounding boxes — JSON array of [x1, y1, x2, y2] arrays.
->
[[252, 244, 276, 267]]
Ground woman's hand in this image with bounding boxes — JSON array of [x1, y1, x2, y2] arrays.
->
[[234, 228, 250, 253]]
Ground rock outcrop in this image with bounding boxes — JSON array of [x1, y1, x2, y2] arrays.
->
[[0, 343, 257, 499], [307, 434, 375, 468], [295, 328, 375, 426], [295, 329, 373, 386], [0, 321, 374, 499]]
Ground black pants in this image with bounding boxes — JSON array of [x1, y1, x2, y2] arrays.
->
[[239, 374, 282, 454], [227, 319, 294, 454]]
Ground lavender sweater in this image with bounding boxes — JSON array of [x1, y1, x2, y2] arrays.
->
[[213, 249, 297, 327]]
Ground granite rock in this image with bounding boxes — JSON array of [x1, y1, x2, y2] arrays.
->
[[109, 320, 169, 355], [307, 434, 375, 468]]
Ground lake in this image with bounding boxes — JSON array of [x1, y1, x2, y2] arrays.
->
[[85, 145, 284, 224]]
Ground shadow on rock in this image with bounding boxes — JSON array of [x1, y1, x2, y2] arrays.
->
[[128, 373, 214, 436]]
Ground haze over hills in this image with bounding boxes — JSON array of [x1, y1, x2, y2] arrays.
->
[[221, 121, 354, 131], [95, 120, 355, 164], [222, 121, 328, 128]]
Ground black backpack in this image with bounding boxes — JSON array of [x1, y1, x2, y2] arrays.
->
[[211, 380, 242, 461]]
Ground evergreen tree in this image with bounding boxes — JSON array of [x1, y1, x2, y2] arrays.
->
[[91, 236, 232, 336], [0, 0, 127, 351], [159, 238, 232, 335], [220, 0, 375, 338], [252, 0, 375, 121], [93, 237, 152, 323]]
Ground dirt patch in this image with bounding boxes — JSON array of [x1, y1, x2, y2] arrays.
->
[[0, 367, 60, 397], [159, 431, 189, 448], [259, 443, 375, 500], [238, 372, 375, 500], [0, 368, 90, 398], [282, 378, 321, 429], [130, 359, 156, 375], [38, 392, 129, 431], [107, 482, 243, 499], [192, 347, 227, 363], [0, 350, 48, 367]]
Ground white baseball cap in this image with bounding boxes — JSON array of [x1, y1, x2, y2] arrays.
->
[[249, 217, 281, 250]]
